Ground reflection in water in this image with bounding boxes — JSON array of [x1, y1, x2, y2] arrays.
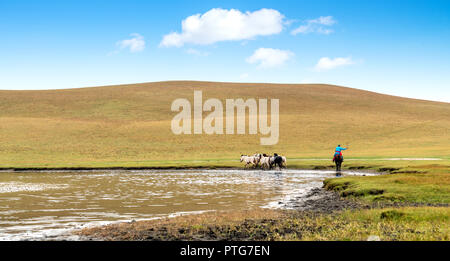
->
[[0, 169, 374, 240]]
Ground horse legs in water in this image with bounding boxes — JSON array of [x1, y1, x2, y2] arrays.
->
[[277, 162, 283, 170], [334, 155, 343, 172]]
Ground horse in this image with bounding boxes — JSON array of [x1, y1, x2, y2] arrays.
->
[[267, 153, 284, 170], [253, 153, 262, 168], [272, 155, 284, 170], [281, 156, 287, 168], [333, 154, 343, 172], [259, 154, 271, 170], [240, 155, 258, 169]]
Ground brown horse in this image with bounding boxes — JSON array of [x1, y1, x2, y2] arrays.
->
[[333, 154, 343, 172]]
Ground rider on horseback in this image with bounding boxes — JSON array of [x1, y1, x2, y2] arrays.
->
[[333, 145, 347, 161]]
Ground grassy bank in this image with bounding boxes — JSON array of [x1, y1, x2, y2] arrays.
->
[[323, 160, 450, 204]]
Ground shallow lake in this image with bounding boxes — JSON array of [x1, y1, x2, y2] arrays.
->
[[0, 169, 374, 240]]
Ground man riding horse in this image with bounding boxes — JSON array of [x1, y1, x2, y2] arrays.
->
[[333, 145, 347, 171]]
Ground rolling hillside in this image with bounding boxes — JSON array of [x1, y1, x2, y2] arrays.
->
[[0, 81, 449, 168]]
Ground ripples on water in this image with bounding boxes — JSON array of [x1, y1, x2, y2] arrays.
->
[[0, 169, 374, 240]]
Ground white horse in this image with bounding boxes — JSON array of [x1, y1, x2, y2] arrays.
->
[[253, 153, 262, 167], [281, 156, 287, 168], [259, 155, 271, 170], [240, 155, 258, 168]]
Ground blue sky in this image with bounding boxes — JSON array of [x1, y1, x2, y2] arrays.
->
[[1, 0, 449, 102]]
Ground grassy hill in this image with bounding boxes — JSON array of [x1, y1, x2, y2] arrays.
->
[[0, 81, 449, 168]]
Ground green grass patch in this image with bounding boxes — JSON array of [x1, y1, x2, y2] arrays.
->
[[323, 163, 450, 204], [302, 207, 450, 241]]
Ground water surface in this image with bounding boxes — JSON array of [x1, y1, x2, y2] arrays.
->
[[0, 169, 374, 240]]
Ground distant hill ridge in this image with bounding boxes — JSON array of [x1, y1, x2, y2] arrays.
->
[[0, 81, 448, 167]]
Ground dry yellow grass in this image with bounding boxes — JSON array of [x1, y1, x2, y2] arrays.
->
[[0, 81, 449, 168]]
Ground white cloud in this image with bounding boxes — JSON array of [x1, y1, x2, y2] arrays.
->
[[117, 33, 145, 53], [291, 16, 336, 35], [310, 16, 336, 26], [186, 48, 210, 56], [314, 57, 355, 71], [246, 48, 294, 68], [160, 8, 285, 47]]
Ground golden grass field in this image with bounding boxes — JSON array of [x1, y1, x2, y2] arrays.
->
[[0, 81, 449, 168]]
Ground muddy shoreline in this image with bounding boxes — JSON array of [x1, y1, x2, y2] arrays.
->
[[282, 187, 368, 213]]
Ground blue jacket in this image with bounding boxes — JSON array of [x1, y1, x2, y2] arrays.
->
[[335, 146, 347, 152]]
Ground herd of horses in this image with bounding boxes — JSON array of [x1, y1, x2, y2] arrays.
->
[[240, 153, 287, 170], [240, 153, 345, 171]]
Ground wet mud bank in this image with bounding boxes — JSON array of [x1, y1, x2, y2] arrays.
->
[[281, 187, 367, 213], [280, 186, 448, 213]]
